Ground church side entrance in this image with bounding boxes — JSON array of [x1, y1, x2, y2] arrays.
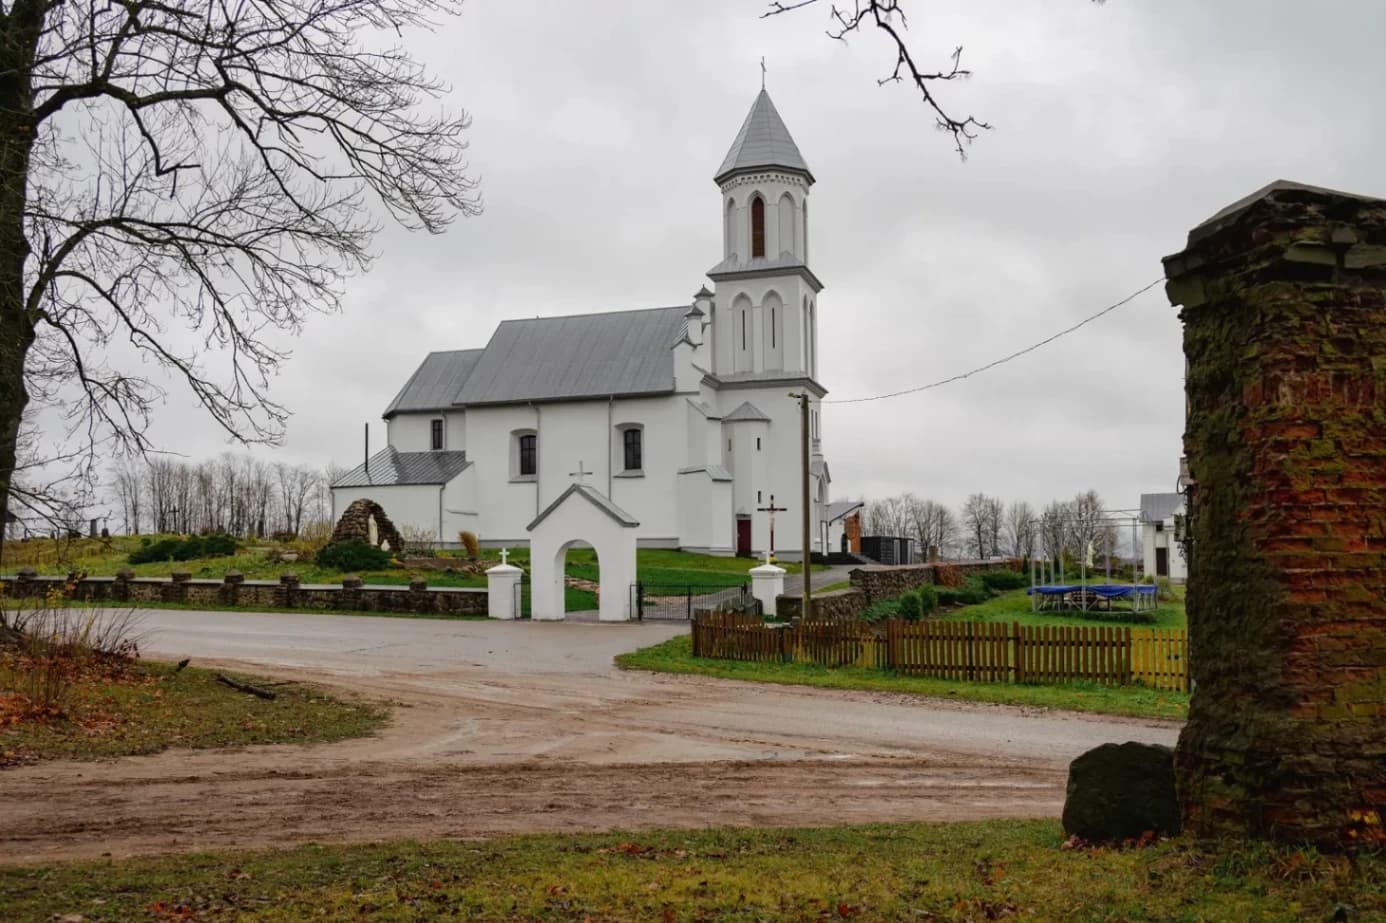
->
[[736, 516, 752, 556]]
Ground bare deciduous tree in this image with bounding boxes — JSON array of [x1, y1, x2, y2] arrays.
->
[[762, 0, 990, 157], [0, 0, 478, 559], [1005, 500, 1036, 560]]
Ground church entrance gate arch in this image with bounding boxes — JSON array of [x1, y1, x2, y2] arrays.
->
[[526, 483, 639, 622]]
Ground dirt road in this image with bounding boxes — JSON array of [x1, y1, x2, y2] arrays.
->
[[0, 610, 1180, 865]]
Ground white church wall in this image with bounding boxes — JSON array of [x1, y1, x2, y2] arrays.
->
[[713, 276, 813, 377], [677, 470, 733, 554], [441, 467, 479, 543], [384, 411, 465, 453], [460, 395, 689, 547], [718, 385, 825, 557]]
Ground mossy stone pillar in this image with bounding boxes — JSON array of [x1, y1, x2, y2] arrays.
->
[[1164, 181, 1386, 850]]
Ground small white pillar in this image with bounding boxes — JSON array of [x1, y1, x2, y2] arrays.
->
[[486, 549, 522, 620], [749, 550, 786, 618]]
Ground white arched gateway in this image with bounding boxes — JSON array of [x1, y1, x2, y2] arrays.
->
[[526, 483, 639, 622]]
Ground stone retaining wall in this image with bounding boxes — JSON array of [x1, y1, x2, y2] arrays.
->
[[849, 561, 1003, 605], [0, 572, 488, 616], [775, 588, 866, 621]]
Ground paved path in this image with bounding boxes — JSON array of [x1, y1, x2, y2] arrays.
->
[[0, 608, 1179, 865]]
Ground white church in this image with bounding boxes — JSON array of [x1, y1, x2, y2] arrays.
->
[[331, 90, 839, 558]]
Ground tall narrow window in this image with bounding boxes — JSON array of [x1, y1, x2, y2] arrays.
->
[[622, 427, 643, 471], [519, 434, 537, 476], [430, 419, 444, 451], [771, 307, 776, 348], [750, 196, 765, 258], [740, 309, 747, 350]]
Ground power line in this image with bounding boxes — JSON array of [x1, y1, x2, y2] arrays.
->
[[824, 277, 1167, 405]]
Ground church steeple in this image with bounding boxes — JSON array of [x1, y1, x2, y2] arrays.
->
[[707, 90, 821, 381], [714, 89, 814, 187]]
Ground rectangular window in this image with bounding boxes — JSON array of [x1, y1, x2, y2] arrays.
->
[[756, 437, 761, 451], [623, 428, 642, 471], [757, 490, 762, 504], [519, 434, 537, 476], [430, 419, 444, 451]]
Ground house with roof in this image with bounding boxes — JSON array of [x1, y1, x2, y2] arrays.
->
[[1139, 492, 1188, 582], [330, 89, 836, 558]]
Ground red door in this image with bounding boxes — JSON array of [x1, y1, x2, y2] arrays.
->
[[736, 518, 752, 556]]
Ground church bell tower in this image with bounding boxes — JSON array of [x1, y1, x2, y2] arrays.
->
[[707, 89, 822, 381]]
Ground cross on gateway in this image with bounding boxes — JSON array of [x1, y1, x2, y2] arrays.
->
[[569, 461, 592, 485], [499, 548, 510, 566], [757, 493, 788, 560]]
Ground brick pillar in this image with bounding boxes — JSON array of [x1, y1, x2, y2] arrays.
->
[[1164, 181, 1386, 850]]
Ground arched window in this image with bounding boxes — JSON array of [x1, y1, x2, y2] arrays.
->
[[750, 195, 765, 259], [512, 429, 537, 479], [724, 198, 735, 257], [778, 192, 796, 257]]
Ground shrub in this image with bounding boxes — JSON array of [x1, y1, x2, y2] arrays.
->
[[459, 530, 480, 560], [127, 533, 236, 565], [936, 577, 992, 608], [980, 569, 1028, 591], [315, 540, 391, 572], [897, 590, 922, 622], [859, 597, 902, 623], [917, 584, 939, 616]]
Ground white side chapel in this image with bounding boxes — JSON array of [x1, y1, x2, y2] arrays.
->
[[331, 90, 835, 558]]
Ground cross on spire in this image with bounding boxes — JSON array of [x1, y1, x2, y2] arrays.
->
[[569, 460, 593, 485], [760, 56, 766, 90]]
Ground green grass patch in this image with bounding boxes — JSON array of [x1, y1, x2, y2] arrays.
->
[[2, 820, 1378, 921], [0, 659, 387, 765], [617, 635, 1189, 721], [939, 587, 1187, 630]]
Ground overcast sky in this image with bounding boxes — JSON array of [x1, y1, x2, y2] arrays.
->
[[105, 0, 1386, 516]]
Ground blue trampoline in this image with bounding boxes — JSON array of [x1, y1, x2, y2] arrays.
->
[[1027, 583, 1157, 612]]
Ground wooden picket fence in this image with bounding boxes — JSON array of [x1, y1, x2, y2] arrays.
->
[[691, 617, 1189, 692]]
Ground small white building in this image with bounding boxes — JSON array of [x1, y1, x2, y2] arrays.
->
[[331, 90, 836, 558], [1139, 492, 1188, 583]]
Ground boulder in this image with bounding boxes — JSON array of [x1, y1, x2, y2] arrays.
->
[[1062, 741, 1180, 841]]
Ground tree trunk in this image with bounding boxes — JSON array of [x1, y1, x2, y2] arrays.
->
[[0, 6, 43, 562]]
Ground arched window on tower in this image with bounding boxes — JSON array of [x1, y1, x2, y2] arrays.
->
[[750, 195, 765, 259], [725, 198, 735, 258]]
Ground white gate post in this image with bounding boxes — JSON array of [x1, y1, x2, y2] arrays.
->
[[487, 549, 522, 620]]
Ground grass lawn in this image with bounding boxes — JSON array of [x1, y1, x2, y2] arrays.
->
[[0, 657, 387, 766], [617, 635, 1189, 721], [2, 820, 1378, 922], [939, 586, 1188, 630]]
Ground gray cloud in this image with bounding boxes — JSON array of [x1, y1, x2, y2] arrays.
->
[[107, 0, 1383, 516]]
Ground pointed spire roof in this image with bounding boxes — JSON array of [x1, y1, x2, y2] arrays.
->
[[714, 89, 813, 186]]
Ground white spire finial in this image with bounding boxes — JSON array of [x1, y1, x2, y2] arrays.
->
[[760, 56, 766, 90]]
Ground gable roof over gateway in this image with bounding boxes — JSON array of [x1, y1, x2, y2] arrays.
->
[[383, 306, 689, 415], [526, 483, 640, 532]]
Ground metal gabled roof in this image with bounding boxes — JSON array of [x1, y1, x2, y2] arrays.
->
[[331, 447, 471, 488], [455, 306, 687, 406], [383, 349, 483, 418], [714, 89, 813, 185], [526, 484, 640, 532]]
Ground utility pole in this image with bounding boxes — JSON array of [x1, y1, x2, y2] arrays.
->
[[795, 391, 812, 617]]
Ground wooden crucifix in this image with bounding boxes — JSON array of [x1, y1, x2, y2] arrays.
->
[[569, 460, 592, 485], [757, 493, 788, 560]]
